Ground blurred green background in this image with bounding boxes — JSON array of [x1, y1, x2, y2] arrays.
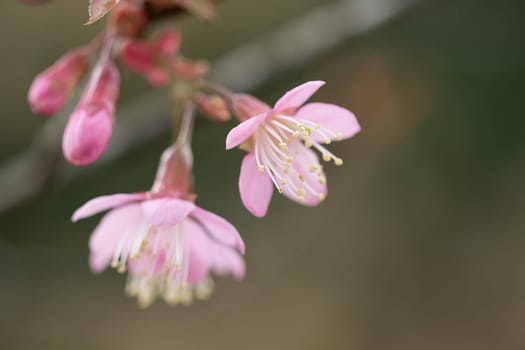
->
[[1, 0, 525, 349]]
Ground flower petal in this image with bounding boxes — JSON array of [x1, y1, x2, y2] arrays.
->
[[211, 245, 246, 280], [141, 198, 195, 227], [239, 153, 274, 217], [72, 193, 146, 222], [191, 207, 246, 254], [282, 140, 327, 206], [273, 80, 325, 113], [296, 102, 361, 142], [185, 219, 212, 286], [88, 204, 143, 273], [225, 112, 268, 150]]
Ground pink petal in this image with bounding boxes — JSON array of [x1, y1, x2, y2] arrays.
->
[[72, 193, 146, 221], [225, 112, 268, 150], [211, 245, 246, 280], [273, 81, 325, 113], [191, 207, 246, 254], [88, 204, 143, 273], [282, 140, 327, 206], [239, 153, 274, 217], [185, 219, 212, 286], [141, 198, 195, 226], [296, 102, 361, 142]]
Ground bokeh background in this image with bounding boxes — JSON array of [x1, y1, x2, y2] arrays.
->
[[1, 0, 525, 349]]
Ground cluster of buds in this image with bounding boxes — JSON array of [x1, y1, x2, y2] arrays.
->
[[25, 0, 361, 307]]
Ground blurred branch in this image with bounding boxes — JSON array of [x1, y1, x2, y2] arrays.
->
[[0, 0, 421, 215]]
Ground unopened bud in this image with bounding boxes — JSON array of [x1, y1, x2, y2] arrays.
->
[[28, 48, 90, 116], [232, 94, 271, 122], [63, 61, 119, 166], [172, 57, 209, 80], [109, 2, 146, 37], [194, 93, 231, 123]]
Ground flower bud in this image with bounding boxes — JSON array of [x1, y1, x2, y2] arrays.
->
[[172, 57, 208, 80], [63, 61, 120, 166], [109, 3, 146, 37], [118, 30, 181, 87], [62, 102, 114, 166], [151, 145, 194, 198], [194, 93, 231, 123], [119, 40, 169, 87], [232, 94, 271, 122], [28, 48, 90, 116]]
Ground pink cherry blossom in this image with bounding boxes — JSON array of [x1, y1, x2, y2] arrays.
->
[[72, 146, 245, 307], [226, 81, 360, 217], [73, 193, 245, 307]]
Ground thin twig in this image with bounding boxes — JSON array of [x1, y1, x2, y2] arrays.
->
[[0, 0, 422, 215]]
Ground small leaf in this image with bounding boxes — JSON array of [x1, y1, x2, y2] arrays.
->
[[86, 0, 120, 25]]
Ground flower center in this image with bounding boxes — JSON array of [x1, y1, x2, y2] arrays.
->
[[253, 114, 342, 202]]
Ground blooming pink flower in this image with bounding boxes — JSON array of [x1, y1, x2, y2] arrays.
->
[[226, 81, 360, 217], [73, 194, 245, 307], [28, 47, 90, 116], [63, 60, 120, 166], [72, 146, 245, 307]]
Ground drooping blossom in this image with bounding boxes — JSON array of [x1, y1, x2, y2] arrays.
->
[[28, 47, 90, 116], [72, 145, 245, 307], [226, 81, 360, 217], [62, 59, 120, 166]]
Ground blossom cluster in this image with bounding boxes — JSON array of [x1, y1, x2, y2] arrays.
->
[[25, 0, 360, 308]]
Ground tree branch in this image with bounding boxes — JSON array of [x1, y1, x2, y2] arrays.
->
[[0, 0, 422, 215]]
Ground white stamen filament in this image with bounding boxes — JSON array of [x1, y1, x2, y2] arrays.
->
[[252, 112, 344, 201]]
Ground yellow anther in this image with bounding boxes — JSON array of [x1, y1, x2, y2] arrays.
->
[[323, 138, 331, 145], [278, 187, 283, 194], [286, 156, 293, 163], [309, 165, 318, 173], [117, 265, 127, 274], [318, 193, 326, 202], [315, 124, 321, 130], [335, 133, 343, 141], [322, 153, 331, 162], [304, 140, 313, 148], [110, 260, 119, 269], [298, 195, 305, 203], [298, 175, 305, 182], [258, 165, 265, 172], [334, 158, 343, 166], [298, 188, 306, 196], [292, 131, 300, 138], [279, 142, 288, 150], [318, 176, 326, 185], [281, 179, 288, 186]]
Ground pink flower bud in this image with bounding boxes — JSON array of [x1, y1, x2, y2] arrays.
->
[[28, 48, 90, 116], [119, 40, 169, 87], [62, 102, 114, 166], [118, 30, 181, 87], [194, 93, 231, 123], [153, 30, 182, 56], [172, 57, 209, 80], [151, 145, 194, 198], [232, 94, 271, 122], [63, 61, 120, 166]]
